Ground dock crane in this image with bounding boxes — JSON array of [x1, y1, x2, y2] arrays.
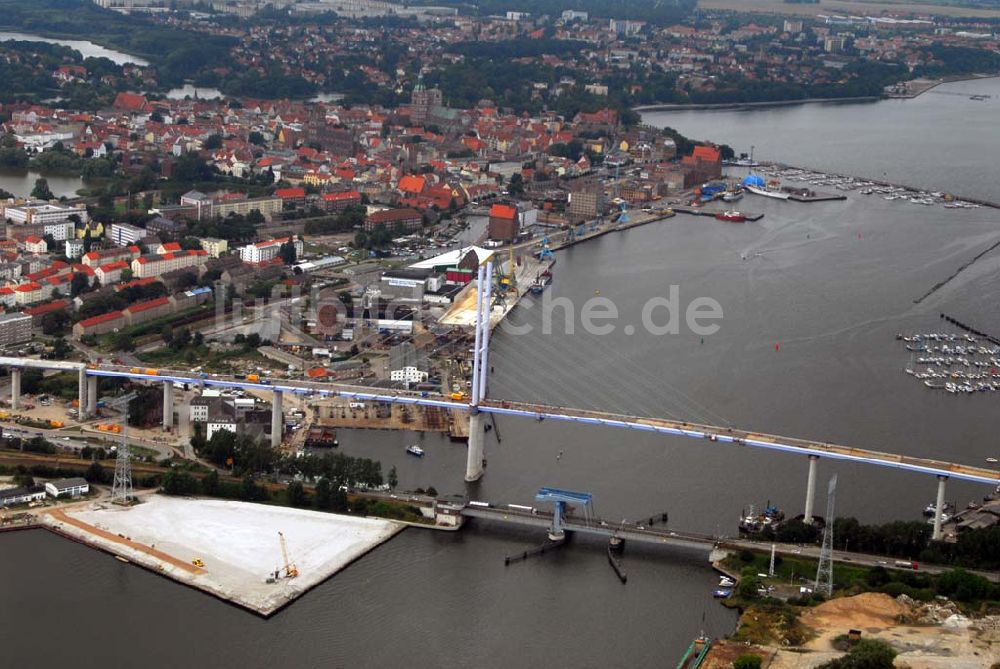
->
[[277, 531, 299, 579]]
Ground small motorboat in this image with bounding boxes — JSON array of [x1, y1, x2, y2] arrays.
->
[[713, 588, 732, 598], [715, 210, 747, 223], [406, 444, 425, 457], [718, 577, 736, 587]]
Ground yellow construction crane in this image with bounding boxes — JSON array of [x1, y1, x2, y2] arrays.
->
[[497, 246, 518, 293], [278, 531, 299, 579]]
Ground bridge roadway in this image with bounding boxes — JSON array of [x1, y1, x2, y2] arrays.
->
[[462, 505, 716, 552], [462, 505, 999, 580], [5, 360, 998, 486]]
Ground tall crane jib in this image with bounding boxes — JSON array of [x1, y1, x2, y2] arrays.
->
[[278, 531, 299, 579]]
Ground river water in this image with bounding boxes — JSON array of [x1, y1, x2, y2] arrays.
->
[[0, 169, 84, 199], [4, 82, 1000, 666], [641, 77, 1000, 202], [0, 31, 149, 66]]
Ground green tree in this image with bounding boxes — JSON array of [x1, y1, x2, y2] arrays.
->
[[31, 177, 54, 200], [508, 172, 525, 197], [388, 465, 398, 490], [817, 639, 896, 669], [287, 480, 308, 507], [314, 477, 332, 510], [41, 309, 70, 335], [201, 468, 220, 496], [278, 239, 297, 264], [203, 134, 223, 150], [733, 654, 762, 669], [70, 271, 90, 297]]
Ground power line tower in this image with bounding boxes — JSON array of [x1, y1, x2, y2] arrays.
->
[[814, 474, 837, 597], [109, 392, 137, 506]]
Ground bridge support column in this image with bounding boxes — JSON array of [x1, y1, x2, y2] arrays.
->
[[804, 454, 819, 524], [78, 369, 87, 420], [465, 409, 485, 482], [932, 475, 948, 541], [271, 390, 283, 448], [86, 377, 97, 417], [10, 368, 20, 410], [548, 500, 566, 541], [162, 381, 173, 431]]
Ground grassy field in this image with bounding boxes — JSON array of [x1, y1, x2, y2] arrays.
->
[[700, 0, 1000, 19]]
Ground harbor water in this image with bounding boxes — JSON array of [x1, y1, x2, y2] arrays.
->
[[4, 79, 1000, 666]]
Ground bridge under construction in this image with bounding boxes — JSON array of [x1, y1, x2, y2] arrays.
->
[[0, 259, 997, 543]]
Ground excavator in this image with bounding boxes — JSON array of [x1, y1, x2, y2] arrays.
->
[[277, 531, 299, 579]]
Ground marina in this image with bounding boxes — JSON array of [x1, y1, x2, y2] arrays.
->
[[899, 329, 1000, 394]]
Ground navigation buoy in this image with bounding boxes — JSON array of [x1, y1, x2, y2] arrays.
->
[[857, 232, 863, 239], [594, 289, 601, 295], [700, 337, 704, 345], [775, 343, 780, 352]]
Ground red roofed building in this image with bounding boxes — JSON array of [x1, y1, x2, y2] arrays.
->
[[155, 241, 182, 254], [131, 249, 206, 279], [322, 190, 362, 212], [488, 203, 519, 242], [114, 277, 160, 292], [24, 236, 47, 254], [123, 296, 173, 326], [82, 246, 140, 268], [0, 287, 15, 309], [95, 260, 130, 286], [23, 299, 70, 327], [681, 144, 722, 187], [275, 187, 306, 207], [397, 175, 427, 196], [112, 92, 149, 113], [73, 310, 125, 337], [364, 208, 423, 232]]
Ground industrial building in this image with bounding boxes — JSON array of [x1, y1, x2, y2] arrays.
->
[[388, 342, 429, 387], [0, 485, 46, 507], [0, 313, 33, 347], [108, 223, 146, 247], [45, 477, 89, 498]]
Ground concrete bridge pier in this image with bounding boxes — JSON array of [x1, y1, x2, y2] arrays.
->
[[804, 454, 819, 524], [78, 369, 88, 420], [86, 377, 97, 417], [465, 409, 486, 482], [162, 381, 173, 431], [932, 475, 948, 541], [548, 500, 566, 541], [271, 390, 283, 448], [10, 368, 20, 410]]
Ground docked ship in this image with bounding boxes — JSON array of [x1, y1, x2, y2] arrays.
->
[[676, 633, 712, 669], [529, 270, 553, 295], [743, 174, 789, 200], [722, 188, 744, 202], [739, 502, 785, 534], [715, 210, 747, 223]]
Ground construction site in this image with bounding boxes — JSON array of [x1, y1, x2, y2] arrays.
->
[[42, 495, 404, 616]]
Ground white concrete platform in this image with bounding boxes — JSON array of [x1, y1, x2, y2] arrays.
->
[[56, 495, 403, 615]]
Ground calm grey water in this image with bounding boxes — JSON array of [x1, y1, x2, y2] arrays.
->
[[0, 31, 149, 66], [0, 169, 84, 199], [642, 77, 1000, 202], [4, 83, 1000, 667]]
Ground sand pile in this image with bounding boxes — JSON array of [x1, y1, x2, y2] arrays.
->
[[799, 592, 910, 632]]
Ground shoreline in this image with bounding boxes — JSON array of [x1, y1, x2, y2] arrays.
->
[[752, 161, 1000, 211], [36, 499, 407, 618], [634, 73, 1000, 113]]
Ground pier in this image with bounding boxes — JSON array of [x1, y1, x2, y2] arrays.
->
[[673, 206, 764, 221]]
